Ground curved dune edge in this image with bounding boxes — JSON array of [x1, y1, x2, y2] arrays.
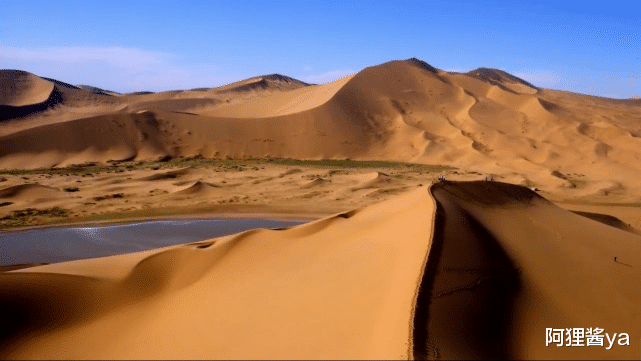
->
[[0, 71, 54, 107], [0, 186, 436, 359], [415, 181, 641, 360]]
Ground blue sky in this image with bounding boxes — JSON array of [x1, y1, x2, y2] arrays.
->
[[1, 0, 638, 97]]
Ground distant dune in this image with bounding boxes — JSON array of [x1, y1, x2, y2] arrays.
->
[[2, 58, 640, 201], [0, 70, 55, 107], [76, 85, 121, 96], [466, 67, 539, 94], [0, 183, 61, 200]]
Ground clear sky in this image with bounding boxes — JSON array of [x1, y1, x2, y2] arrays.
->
[[1, 0, 638, 97]]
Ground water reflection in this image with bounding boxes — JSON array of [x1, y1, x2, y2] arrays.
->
[[0, 219, 306, 266]]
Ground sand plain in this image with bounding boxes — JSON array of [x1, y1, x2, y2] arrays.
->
[[1, 58, 640, 359]]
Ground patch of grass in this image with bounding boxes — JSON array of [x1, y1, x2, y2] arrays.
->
[[327, 169, 343, 176], [0, 177, 6, 182], [0, 201, 13, 207], [279, 168, 303, 178], [1, 207, 70, 227], [256, 158, 454, 172], [0, 157, 455, 176], [0, 207, 74, 229], [63, 187, 80, 192], [93, 193, 124, 201]]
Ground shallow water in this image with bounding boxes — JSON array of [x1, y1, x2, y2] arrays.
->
[[0, 219, 306, 266]]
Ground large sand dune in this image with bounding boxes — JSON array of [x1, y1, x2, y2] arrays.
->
[[1, 58, 640, 202], [1, 186, 437, 359], [418, 181, 641, 359], [0, 70, 55, 107], [1, 182, 639, 359]]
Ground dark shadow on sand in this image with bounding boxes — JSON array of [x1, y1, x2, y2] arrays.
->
[[414, 182, 523, 360]]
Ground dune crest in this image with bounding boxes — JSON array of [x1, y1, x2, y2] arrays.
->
[[0, 70, 55, 107], [174, 181, 220, 195], [415, 181, 641, 359]]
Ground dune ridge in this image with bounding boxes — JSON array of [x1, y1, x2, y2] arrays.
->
[[1, 186, 437, 359], [415, 181, 641, 359]]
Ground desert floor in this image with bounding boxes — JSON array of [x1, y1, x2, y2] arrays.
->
[[1, 157, 640, 233]]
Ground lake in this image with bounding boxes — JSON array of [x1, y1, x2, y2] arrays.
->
[[0, 219, 306, 266]]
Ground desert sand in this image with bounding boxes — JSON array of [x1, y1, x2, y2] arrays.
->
[[1, 182, 640, 359], [1, 58, 640, 359]]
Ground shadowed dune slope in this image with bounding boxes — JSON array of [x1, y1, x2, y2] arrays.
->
[[0, 184, 61, 200], [0, 70, 55, 107], [572, 210, 641, 235], [415, 181, 641, 360], [0, 70, 118, 121], [0, 187, 436, 359], [0, 70, 61, 121]]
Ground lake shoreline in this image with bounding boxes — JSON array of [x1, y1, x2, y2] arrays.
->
[[0, 211, 323, 234], [0, 218, 309, 267]]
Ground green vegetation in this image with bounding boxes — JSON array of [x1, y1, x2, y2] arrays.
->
[[93, 193, 124, 201], [0, 157, 455, 176], [253, 158, 454, 172], [1, 206, 70, 227]]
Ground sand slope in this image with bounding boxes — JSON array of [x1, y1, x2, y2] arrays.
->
[[1, 187, 436, 359], [0, 183, 61, 200], [0, 70, 55, 107], [417, 181, 641, 359]]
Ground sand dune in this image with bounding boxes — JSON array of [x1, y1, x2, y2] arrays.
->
[[2, 58, 640, 204], [571, 210, 641, 234], [466, 68, 538, 94], [1, 182, 639, 359], [0, 184, 62, 200], [200, 73, 353, 118], [1, 186, 436, 359], [417, 181, 641, 359], [143, 167, 204, 181], [300, 178, 329, 189], [350, 172, 394, 191], [0, 70, 62, 121], [174, 181, 220, 196], [0, 70, 55, 107]]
